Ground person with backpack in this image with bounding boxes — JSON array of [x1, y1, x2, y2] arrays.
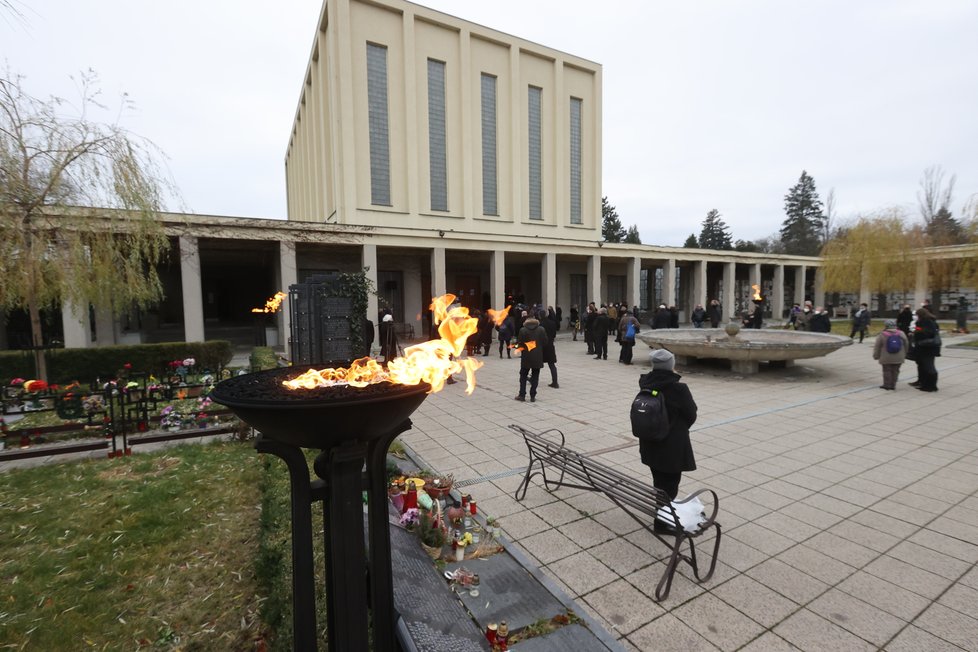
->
[[634, 349, 698, 531], [872, 319, 909, 390], [617, 309, 641, 365]]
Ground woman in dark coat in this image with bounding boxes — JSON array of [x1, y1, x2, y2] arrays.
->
[[515, 316, 548, 401], [639, 349, 697, 530], [911, 308, 941, 392], [497, 315, 515, 359], [539, 310, 559, 388]]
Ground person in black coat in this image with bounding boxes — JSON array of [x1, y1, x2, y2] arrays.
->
[[639, 349, 697, 529], [706, 299, 722, 328], [911, 308, 941, 392], [515, 316, 548, 401], [497, 315, 515, 359], [896, 304, 913, 337], [584, 304, 597, 354], [592, 308, 610, 360], [539, 310, 559, 388], [809, 307, 832, 333], [651, 305, 671, 330]]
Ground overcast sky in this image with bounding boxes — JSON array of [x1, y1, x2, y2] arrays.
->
[[4, 0, 977, 246]]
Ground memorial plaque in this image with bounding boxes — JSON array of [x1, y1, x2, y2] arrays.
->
[[289, 273, 363, 366]]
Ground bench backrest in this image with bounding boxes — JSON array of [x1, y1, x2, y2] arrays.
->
[[510, 424, 671, 520]]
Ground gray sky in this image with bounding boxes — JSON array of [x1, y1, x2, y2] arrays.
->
[[4, 0, 977, 246]]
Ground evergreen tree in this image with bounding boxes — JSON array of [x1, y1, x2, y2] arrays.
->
[[697, 209, 733, 250], [601, 196, 626, 243], [683, 233, 699, 248], [927, 207, 963, 245], [624, 224, 642, 244], [734, 239, 759, 252], [780, 171, 825, 255]]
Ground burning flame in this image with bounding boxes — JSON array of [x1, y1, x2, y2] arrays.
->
[[252, 291, 287, 314], [487, 305, 512, 328], [751, 285, 762, 301], [283, 294, 485, 395]]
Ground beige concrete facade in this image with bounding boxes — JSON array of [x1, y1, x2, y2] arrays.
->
[[285, 0, 602, 241]]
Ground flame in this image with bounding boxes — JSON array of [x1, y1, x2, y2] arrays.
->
[[487, 305, 512, 328], [283, 294, 484, 395], [751, 285, 762, 301], [252, 291, 287, 314]]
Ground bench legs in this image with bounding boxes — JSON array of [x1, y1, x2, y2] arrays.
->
[[654, 522, 722, 602], [514, 453, 567, 501]]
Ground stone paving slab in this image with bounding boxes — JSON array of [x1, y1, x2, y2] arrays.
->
[[445, 553, 566, 633], [402, 328, 978, 650]]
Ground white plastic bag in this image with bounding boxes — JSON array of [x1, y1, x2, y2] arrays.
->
[[656, 495, 707, 533]]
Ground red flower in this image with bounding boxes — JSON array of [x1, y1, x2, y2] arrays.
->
[[124, 362, 132, 370]]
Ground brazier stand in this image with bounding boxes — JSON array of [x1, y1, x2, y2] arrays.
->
[[255, 419, 411, 652], [211, 370, 431, 652]]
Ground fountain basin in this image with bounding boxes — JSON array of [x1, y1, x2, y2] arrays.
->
[[637, 327, 853, 374]]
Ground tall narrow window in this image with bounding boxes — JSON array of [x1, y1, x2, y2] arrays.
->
[[481, 73, 497, 215], [527, 86, 542, 220], [427, 59, 448, 211], [569, 97, 583, 224], [366, 43, 391, 206]]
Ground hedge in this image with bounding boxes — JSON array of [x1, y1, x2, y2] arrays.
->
[[0, 341, 233, 384]]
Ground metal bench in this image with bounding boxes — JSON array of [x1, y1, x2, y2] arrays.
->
[[510, 424, 721, 601]]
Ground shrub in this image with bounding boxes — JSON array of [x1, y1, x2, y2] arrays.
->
[[0, 341, 233, 384], [249, 347, 279, 372]]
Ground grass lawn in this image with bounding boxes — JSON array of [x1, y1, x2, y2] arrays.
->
[[0, 440, 303, 651]]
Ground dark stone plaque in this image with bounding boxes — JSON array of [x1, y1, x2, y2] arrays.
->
[[288, 273, 362, 366]]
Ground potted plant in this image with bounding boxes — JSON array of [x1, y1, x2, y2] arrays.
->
[[416, 508, 447, 560], [417, 470, 454, 499]]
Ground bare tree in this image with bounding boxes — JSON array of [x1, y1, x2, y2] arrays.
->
[[917, 165, 956, 226], [822, 187, 836, 243], [0, 69, 176, 380]]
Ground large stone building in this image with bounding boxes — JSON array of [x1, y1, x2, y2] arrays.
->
[[4, 0, 971, 351]]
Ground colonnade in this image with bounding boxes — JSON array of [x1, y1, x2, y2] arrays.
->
[[59, 235, 943, 348]]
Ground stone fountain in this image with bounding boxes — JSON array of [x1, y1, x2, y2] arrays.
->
[[637, 322, 852, 374]]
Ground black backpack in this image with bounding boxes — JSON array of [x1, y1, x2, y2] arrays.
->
[[630, 389, 670, 442]]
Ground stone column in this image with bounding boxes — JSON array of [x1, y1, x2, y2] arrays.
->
[[627, 256, 641, 311], [94, 307, 116, 346], [662, 258, 676, 307], [914, 259, 928, 307], [278, 241, 298, 348], [587, 254, 601, 305], [179, 235, 205, 343], [61, 300, 90, 349], [858, 266, 871, 307], [814, 267, 826, 308], [722, 262, 736, 322], [490, 250, 505, 309], [361, 243, 379, 324], [692, 260, 707, 312], [542, 252, 557, 309], [794, 265, 807, 305], [772, 264, 785, 320], [748, 263, 761, 291], [431, 247, 447, 299]]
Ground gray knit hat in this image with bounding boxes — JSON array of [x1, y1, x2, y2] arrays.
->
[[650, 349, 675, 371], [884, 319, 897, 329]]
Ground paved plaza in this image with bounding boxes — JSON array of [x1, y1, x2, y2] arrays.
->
[[403, 329, 978, 651]]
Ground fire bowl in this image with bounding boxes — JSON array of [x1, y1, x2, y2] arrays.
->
[[637, 328, 852, 374], [210, 366, 431, 448]]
